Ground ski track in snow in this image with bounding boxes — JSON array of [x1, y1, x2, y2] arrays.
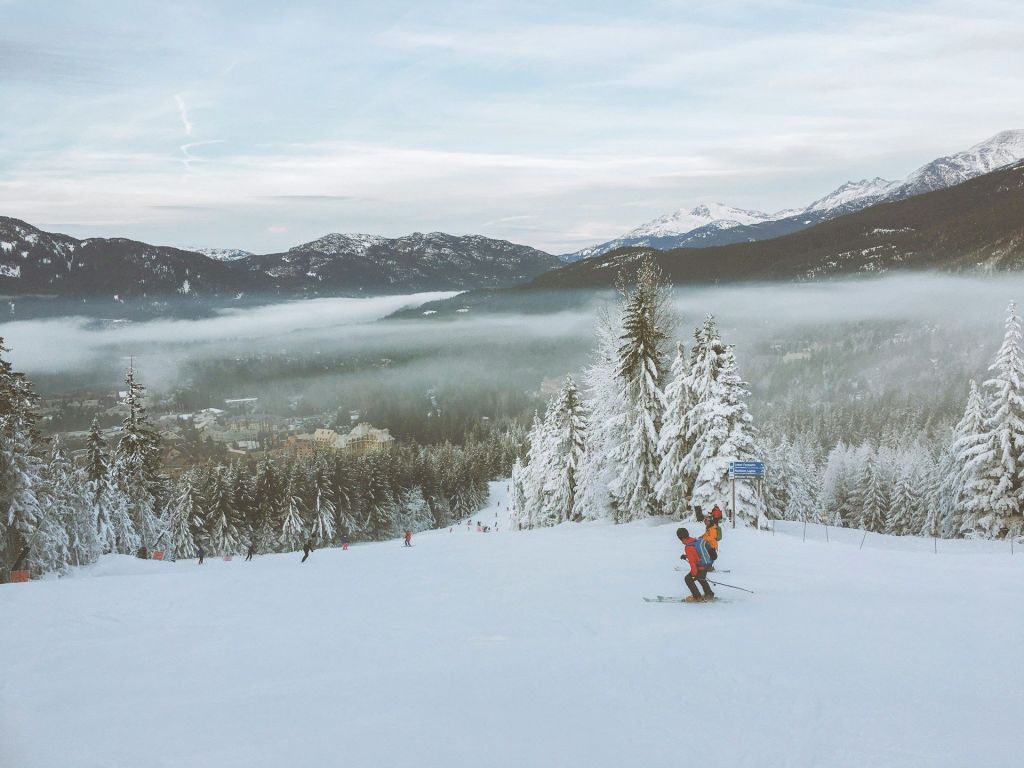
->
[[1, 481, 1022, 768]]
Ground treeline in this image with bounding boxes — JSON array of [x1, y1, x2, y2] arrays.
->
[[160, 437, 516, 559], [511, 261, 1024, 542], [761, 301, 1024, 540], [512, 258, 761, 528], [1, 338, 519, 580]]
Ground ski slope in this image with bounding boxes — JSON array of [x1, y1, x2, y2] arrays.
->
[[2, 481, 1022, 768]]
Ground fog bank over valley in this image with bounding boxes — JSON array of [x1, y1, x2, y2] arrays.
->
[[3, 273, 1022, 446]]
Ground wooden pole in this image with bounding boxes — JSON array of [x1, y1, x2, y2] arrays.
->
[[731, 478, 736, 529]]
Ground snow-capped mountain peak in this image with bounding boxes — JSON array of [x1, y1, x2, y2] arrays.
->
[[628, 202, 771, 239], [564, 129, 1024, 262], [563, 203, 771, 261], [898, 129, 1024, 197], [190, 247, 254, 262], [289, 233, 388, 256], [802, 177, 899, 214]]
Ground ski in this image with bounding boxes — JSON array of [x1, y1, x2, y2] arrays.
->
[[643, 595, 725, 603]]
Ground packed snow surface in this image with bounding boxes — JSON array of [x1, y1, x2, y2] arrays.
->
[[2, 481, 1022, 768]]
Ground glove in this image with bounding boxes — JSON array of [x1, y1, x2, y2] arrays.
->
[[680, 554, 685, 560]]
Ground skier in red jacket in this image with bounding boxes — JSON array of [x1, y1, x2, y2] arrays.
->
[[676, 527, 714, 602]]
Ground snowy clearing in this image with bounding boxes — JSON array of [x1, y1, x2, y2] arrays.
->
[[2, 481, 1022, 768]]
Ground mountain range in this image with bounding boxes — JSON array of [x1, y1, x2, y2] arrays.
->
[[0, 222, 561, 306], [394, 156, 1024, 318], [562, 130, 1024, 260], [4, 129, 1024, 318]]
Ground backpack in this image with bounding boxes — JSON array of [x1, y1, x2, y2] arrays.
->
[[692, 538, 714, 569]]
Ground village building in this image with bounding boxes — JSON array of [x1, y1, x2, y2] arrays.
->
[[288, 423, 394, 457]]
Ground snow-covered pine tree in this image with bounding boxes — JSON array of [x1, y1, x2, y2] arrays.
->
[[858, 451, 889, 533], [539, 377, 588, 524], [820, 442, 851, 526], [515, 408, 552, 528], [363, 458, 397, 539], [45, 438, 98, 569], [102, 453, 140, 555], [252, 458, 281, 552], [609, 257, 670, 522], [509, 457, 528, 528], [783, 437, 820, 524], [228, 463, 256, 536], [331, 455, 362, 541], [400, 486, 433, 533], [205, 467, 243, 556], [0, 338, 45, 578], [114, 362, 163, 553], [167, 469, 203, 559], [308, 461, 337, 546], [278, 466, 308, 551], [33, 439, 73, 574], [937, 381, 987, 537], [678, 315, 728, 501], [916, 448, 942, 538], [575, 308, 627, 521], [656, 342, 694, 516], [84, 418, 117, 554], [685, 344, 763, 523], [968, 302, 1024, 539]]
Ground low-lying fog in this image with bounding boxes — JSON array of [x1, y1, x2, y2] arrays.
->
[[3, 273, 1022, 442]]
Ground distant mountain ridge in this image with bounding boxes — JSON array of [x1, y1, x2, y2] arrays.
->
[[394, 157, 1024, 319], [539, 158, 1024, 289], [0, 219, 562, 305], [563, 130, 1024, 261]]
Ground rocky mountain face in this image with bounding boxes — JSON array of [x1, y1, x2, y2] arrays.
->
[[563, 130, 1024, 260], [0, 220, 562, 305], [245, 232, 561, 293], [0, 218, 250, 300]]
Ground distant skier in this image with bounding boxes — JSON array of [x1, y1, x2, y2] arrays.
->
[[404, 530, 413, 547], [677, 527, 714, 602], [342, 537, 350, 551], [301, 541, 313, 563], [696, 507, 723, 569], [245, 542, 256, 562], [197, 545, 205, 565], [700, 516, 720, 570]]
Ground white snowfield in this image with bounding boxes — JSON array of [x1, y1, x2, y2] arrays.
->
[[2, 481, 1022, 768]]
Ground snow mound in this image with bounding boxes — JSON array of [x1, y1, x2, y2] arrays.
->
[[1, 481, 1021, 768]]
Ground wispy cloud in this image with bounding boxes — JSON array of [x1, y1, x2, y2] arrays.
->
[[173, 94, 193, 137]]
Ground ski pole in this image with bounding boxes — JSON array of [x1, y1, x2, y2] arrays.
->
[[706, 579, 755, 594]]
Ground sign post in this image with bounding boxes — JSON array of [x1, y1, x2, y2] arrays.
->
[[727, 461, 765, 528]]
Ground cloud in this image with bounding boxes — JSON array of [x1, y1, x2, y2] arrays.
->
[[173, 94, 193, 137], [0, 1, 1022, 253]]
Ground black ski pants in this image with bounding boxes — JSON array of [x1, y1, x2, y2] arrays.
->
[[684, 569, 714, 599]]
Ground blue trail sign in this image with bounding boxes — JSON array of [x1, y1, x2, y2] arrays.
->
[[728, 461, 765, 479]]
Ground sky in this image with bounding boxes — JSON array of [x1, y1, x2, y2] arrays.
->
[[1, 0, 1023, 255]]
